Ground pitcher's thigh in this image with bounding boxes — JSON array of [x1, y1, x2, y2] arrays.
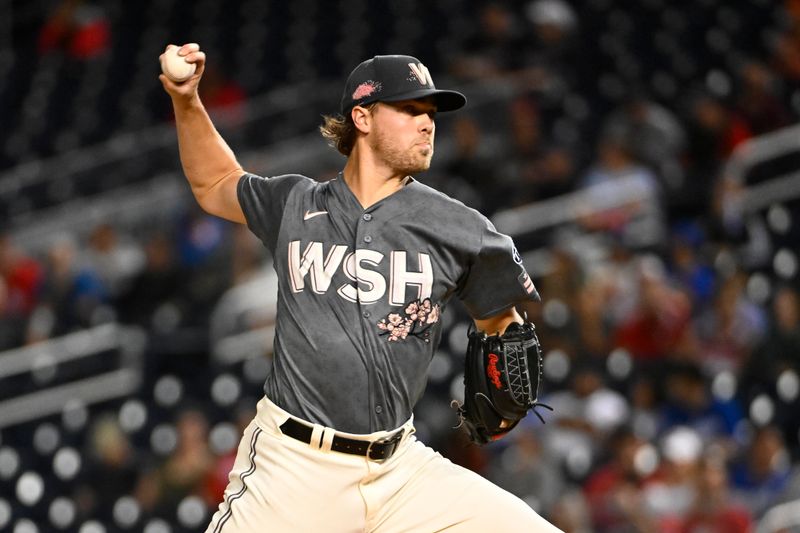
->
[[375, 442, 562, 533], [206, 421, 368, 533]]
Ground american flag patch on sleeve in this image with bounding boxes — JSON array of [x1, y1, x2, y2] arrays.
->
[[518, 270, 540, 300]]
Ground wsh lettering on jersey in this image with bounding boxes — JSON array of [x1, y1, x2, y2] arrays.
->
[[288, 241, 433, 305]]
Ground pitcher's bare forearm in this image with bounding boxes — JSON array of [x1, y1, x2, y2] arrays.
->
[[159, 43, 246, 224], [172, 95, 245, 223]]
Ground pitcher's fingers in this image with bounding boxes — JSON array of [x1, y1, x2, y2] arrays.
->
[[179, 43, 200, 55], [158, 73, 179, 87], [183, 51, 206, 65], [158, 73, 171, 89]]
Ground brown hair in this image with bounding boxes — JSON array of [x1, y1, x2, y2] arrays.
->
[[319, 104, 376, 156]]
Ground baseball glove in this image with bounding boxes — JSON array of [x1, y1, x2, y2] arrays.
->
[[454, 320, 551, 444]]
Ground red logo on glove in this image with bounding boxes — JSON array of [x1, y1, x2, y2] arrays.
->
[[487, 353, 503, 389]]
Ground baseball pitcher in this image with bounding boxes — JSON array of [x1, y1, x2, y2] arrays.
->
[[160, 43, 561, 532]]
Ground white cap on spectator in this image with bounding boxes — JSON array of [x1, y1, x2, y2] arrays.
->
[[661, 426, 703, 463], [526, 0, 577, 29], [586, 389, 629, 432]]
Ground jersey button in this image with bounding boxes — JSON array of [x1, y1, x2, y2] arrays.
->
[[375, 405, 383, 414], [363, 235, 372, 243], [362, 311, 371, 318], [363, 213, 373, 221]]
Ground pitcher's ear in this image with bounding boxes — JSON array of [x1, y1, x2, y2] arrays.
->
[[352, 104, 375, 133]]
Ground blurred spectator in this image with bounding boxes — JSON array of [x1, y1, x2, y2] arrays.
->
[[571, 274, 613, 359], [522, 0, 579, 72], [37, 0, 111, 60], [174, 208, 233, 322], [627, 373, 662, 442], [33, 234, 106, 337], [735, 61, 791, 136], [769, 7, 800, 92], [500, 97, 577, 205], [499, 96, 546, 206], [740, 285, 800, 452], [0, 277, 15, 349], [176, 208, 229, 269], [443, 115, 503, 214], [612, 255, 695, 361], [678, 454, 753, 533], [520, 243, 582, 363], [642, 426, 704, 527], [543, 360, 629, 469], [142, 408, 215, 515], [602, 93, 687, 192], [450, 3, 528, 81], [730, 425, 794, 518], [79, 415, 140, 522], [535, 146, 577, 199], [0, 233, 44, 318], [686, 93, 753, 161], [667, 220, 716, 310], [487, 425, 566, 516], [741, 285, 800, 396], [659, 362, 744, 443], [693, 272, 767, 373], [709, 177, 748, 243], [577, 137, 666, 250], [85, 223, 145, 299], [448, 0, 574, 96], [0, 233, 44, 348], [549, 489, 593, 533], [164, 57, 248, 130], [198, 63, 247, 125], [515, 0, 580, 100], [117, 233, 184, 327], [582, 426, 659, 532], [584, 241, 640, 327], [682, 94, 753, 216]]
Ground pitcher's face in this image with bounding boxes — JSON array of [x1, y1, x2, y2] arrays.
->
[[368, 98, 437, 175]]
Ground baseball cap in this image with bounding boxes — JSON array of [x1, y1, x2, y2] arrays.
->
[[340, 55, 467, 115]]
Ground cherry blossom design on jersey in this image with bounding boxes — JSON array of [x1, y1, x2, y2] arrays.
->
[[377, 298, 441, 342]]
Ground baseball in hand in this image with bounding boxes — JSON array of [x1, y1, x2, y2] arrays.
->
[[161, 46, 196, 82]]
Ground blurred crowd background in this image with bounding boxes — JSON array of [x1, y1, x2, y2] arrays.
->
[[3, 0, 800, 531]]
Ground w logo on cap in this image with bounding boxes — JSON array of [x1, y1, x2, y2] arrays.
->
[[341, 55, 465, 114], [408, 63, 434, 87]]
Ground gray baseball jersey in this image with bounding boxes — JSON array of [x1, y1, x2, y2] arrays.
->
[[237, 172, 539, 434]]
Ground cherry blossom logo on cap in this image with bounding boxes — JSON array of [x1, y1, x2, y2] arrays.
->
[[352, 81, 382, 101]]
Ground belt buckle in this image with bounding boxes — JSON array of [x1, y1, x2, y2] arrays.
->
[[367, 429, 404, 461]]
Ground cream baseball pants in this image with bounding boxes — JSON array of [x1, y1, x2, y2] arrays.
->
[[205, 396, 561, 532]]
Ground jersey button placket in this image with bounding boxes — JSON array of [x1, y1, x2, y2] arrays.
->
[[359, 211, 374, 245]]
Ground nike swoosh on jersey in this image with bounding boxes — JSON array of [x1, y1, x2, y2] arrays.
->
[[303, 210, 329, 220]]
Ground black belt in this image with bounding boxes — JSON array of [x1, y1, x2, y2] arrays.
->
[[279, 417, 404, 461]]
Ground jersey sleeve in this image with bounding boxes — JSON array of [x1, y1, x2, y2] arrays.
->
[[457, 215, 540, 320], [237, 172, 307, 253]]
